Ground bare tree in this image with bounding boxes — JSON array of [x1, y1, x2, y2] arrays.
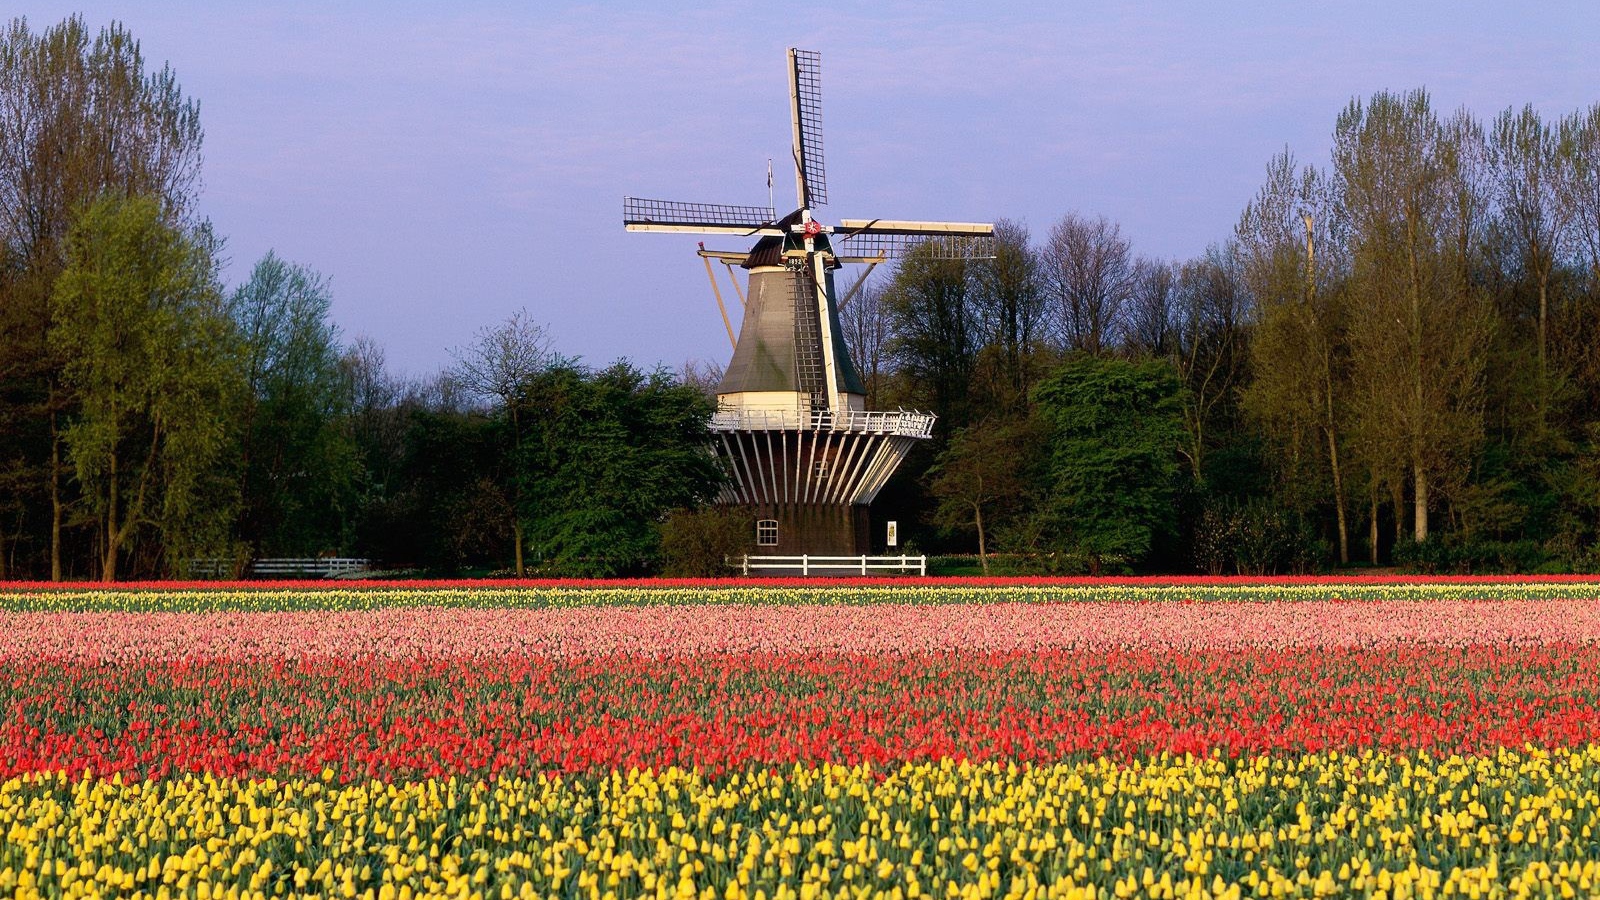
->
[[677, 358, 725, 402], [453, 309, 553, 406], [1171, 243, 1250, 483], [452, 309, 554, 575], [1041, 212, 1134, 355], [1490, 105, 1567, 393], [1124, 257, 1177, 358], [340, 336, 409, 501], [839, 276, 891, 409], [1559, 104, 1600, 291], [970, 219, 1046, 409]]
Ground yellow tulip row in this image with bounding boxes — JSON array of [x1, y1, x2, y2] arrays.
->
[[4, 581, 1600, 611], [4, 748, 1600, 900]]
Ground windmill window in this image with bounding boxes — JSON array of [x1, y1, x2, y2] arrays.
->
[[813, 460, 830, 480], [756, 519, 779, 546]]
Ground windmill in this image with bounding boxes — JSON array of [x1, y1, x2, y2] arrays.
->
[[625, 48, 994, 561]]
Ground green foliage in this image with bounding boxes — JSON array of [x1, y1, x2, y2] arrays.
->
[[11, 24, 1600, 579], [228, 252, 358, 557], [519, 362, 723, 577], [1192, 496, 1327, 576], [658, 507, 746, 578], [357, 405, 505, 573], [1393, 535, 1548, 575], [925, 416, 1044, 574], [1027, 355, 1186, 574], [49, 194, 242, 578], [0, 14, 207, 580]]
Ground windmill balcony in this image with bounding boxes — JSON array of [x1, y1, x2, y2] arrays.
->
[[710, 407, 934, 438]]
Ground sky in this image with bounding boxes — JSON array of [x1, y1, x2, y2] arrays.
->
[[14, 1, 1598, 379]]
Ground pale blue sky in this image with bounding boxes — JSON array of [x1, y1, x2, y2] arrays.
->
[[15, 2, 1598, 376]]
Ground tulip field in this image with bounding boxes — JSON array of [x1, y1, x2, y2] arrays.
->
[[3, 579, 1600, 899]]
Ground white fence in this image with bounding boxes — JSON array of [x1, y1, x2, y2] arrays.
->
[[738, 554, 926, 576], [188, 558, 371, 579]]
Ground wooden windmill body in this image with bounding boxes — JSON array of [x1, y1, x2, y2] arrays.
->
[[625, 49, 993, 559]]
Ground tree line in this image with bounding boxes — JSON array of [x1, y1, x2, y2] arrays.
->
[[5, 16, 1598, 578], [865, 90, 1600, 574], [0, 16, 721, 580]]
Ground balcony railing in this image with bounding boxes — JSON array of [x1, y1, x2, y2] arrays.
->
[[711, 408, 935, 438]]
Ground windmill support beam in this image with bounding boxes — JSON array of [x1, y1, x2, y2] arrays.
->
[[696, 249, 751, 262], [839, 255, 886, 310], [724, 262, 747, 307], [698, 245, 738, 349]]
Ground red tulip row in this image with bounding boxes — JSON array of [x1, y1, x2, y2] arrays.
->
[[3, 643, 1596, 782]]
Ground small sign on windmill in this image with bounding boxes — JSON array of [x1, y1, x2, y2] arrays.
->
[[624, 49, 994, 561]]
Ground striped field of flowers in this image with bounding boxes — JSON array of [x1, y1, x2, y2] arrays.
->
[[2, 578, 1599, 899]]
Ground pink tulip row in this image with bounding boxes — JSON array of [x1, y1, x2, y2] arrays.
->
[[4, 598, 1599, 661], [5, 574, 1600, 592]]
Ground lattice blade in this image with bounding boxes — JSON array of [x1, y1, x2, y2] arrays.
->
[[788, 48, 826, 208], [835, 232, 997, 261], [624, 197, 781, 235], [837, 219, 994, 236]]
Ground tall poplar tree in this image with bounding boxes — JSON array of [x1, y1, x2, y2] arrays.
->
[[1238, 150, 1355, 562], [1333, 90, 1492, 543], [1490, 106, 1567, 399]]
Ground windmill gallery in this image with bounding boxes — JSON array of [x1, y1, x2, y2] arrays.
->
[[625, 49, 993, 565]]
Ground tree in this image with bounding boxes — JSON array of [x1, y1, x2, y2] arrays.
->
[[969, 219, 1047, 411], [0, 15, 204, 579], [1490, 105, 1567, 398], [925, 416, 1041, 574], [520, 362, 723, 576], [1557, 105, 1600, 424], [1041, 212, 1133, 356], [340, 335, 408, 524], [659, 506, 747, 577], [451, 308, 553, 575], [677, 358, 724, 401], [838, 278, 891, 409], [1333, 90, 1493, 544], [1170, 243, 1250, 484], [228, 252, 356, 558], [1028, 355, 1185, 574], [48, 195, 240, 580], [1554, 105, 1600, 428], [1124, 258, 1177, 359], [1238, 150, 1356, 563], [1558, 104, 1600, 292], [884, 247, 977, 428]]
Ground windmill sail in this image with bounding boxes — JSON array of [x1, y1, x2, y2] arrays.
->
[[788, 49, 826, 209], [835, 219, 997, 261], [624, 197, 780, 235]]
